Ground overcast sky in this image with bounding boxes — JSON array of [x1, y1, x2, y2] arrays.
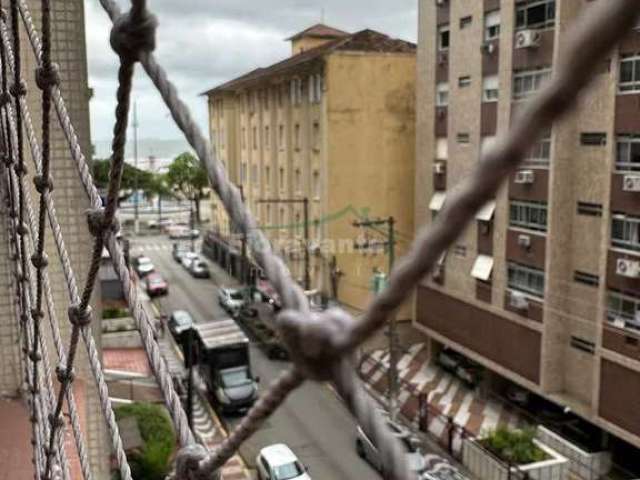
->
[[85, 0, 418, 143]]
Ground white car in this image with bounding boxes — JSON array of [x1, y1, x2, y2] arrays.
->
[[256, 444, 311, 480], [134, 256, 155, 277], [218, 288, 245, 316], [181, 252, 199, 269]]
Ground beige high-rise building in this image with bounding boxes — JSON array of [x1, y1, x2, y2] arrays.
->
[[416, 0, 640, 464], [204, 24, 416, 315], [0, 1, 109, 477]]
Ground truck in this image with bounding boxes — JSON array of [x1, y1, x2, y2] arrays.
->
[[191, 319, 259, 414]]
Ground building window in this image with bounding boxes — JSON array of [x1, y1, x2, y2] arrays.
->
[[309, 74, 323, 103], [264, 89, 270, 110], [574, 271, 600, 287], [513, 68, 552, 100], [482, 75, 499, 102], [458, 76, 471, 88], [607, 290, 640, 331], [515, 0, 556, 30], [436, 137, 448, 160], [290, 77, 303, 105], [438, 25, 450, 51], [619, 54, 640, 93], [580, 132, 606, 146], [577, 202, 603, 217], [241, 127, 247, 150], [266, 204, 272, 223], [484, 10, 501, 41], [436, 82, 449, 107], [460, 16, 472, 29], [265, 166, 271, 187], [241, 163, 247, 184], [278, 85, 284, 108], [253, 126, 258, 150], [457, 133, 470, 144], [278, 125, 285, 150], [509, 200, 548, 232], [616, 135, 640, 172], [508, 262, 545, 298], [279, 167, 285, 190], [312, 121, 320, 151], [523, 131, 551, 166], [251, 164, 258, 185], [612, 213, 640, 252], [265, 126, 270, 148], [279, 208, 286, 229], [312, 171, 320, 199], [294, 124, 301, 150]]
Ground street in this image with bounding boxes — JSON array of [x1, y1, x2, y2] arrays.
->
[[131, 235, 377, 480]]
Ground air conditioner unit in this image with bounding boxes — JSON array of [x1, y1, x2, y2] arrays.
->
[[515, 30, 542, 49], [623, 175, 640, 192], [510, 291, 529, 310], [481, 42, 496, 55], [612, 316, 626, 329], [518, 234, 531, 249], [515, 170, 535, 184], [616, 258, 640, 278], [433, 162, 446, 175]]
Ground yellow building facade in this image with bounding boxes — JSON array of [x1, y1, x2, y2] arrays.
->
[[205, 25, 416, 316]]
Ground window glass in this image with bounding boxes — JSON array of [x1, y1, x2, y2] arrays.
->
[[438, 25, 450, 50], [509, 200, 548, 232]]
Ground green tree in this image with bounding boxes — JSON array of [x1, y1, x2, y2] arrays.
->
[[165, 152, 209, 223], [92, 158, 154, 192], [114, 403, 176, 480], [145, 173, 173, 222]]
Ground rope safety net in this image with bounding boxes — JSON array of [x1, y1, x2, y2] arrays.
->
[[1, 0, 638, 478]]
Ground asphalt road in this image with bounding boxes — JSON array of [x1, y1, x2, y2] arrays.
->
[[130, 235, 378, 480]]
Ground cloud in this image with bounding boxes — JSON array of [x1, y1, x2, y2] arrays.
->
[[85, 0, 417, 143]]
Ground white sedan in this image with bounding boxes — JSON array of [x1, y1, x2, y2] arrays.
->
[[256, 444, 311, 480]]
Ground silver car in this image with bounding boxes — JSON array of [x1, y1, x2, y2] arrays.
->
[[356, 416, 427, 478], [218, 288, 246, 316]]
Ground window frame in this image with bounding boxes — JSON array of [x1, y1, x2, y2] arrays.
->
[[507, 262, 545, 299], [459, 16, 472, 29], [515, 0, 556, 31], [438, 24, 450, 51], [616, 134, 640, 172], [436, 82, 449, 107], [509, 200, 548, 232], [484, 10, 501, 41], [607, 290, 640, 331], [482, 75, 499, 102], [619, 54, 640, 94], [458, 76, 471, 88], [513, 68, 552, 101], [612, 213, 640, 252]]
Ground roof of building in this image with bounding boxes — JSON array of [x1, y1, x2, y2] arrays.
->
[[285, 23, 350, 41], [202, 29, 416, 96]]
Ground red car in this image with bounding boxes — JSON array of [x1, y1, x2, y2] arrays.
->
[[145, 273, 168, 297]]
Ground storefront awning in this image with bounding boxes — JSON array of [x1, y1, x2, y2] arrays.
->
[[476, 200, 496, 221], [471, 255, 494, 281], [429, 192, 447, 212]]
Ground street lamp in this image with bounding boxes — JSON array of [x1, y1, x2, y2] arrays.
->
[[257, 197, 310, 291]]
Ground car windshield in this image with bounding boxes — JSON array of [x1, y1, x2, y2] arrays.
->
[[149, 277, 164, 286], [195, 262, 207, 269], [174, 312, 192, 326], [230, 291, 244, 301], [273, 462, 304, 480], [138, 257, 152, 265], [221, 368, 251, 387]]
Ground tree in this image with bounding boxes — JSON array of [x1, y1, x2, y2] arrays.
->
[[92, 158, 154, 192], [165, 152, 209, 223], [144, 173, 173, 223]]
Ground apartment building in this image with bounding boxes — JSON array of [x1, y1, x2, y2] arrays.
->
[[204, 24, 416, 313], [416, 0, 640, 459]]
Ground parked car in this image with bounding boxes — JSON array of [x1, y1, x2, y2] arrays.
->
[[188, 259, 210, 278], [134, 256, 155, 277], [159, 218, 175, 233], [356, 413, 427, 478], [172, 243, 189, 263], [181, 252, 199, 269], [436, 349, 462, 373], [218, 288, 246, 316], [168, 310, 194, 341], [423, 462, 468, 480], [256, 444, 311, 480], [145, 273, 168, 297], [436, 349, 482, 388], [506, 385, 531, 407], [168, 225, 200, 240]]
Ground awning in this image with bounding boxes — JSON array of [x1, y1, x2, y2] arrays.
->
[[429, 192, 447, 212], [471, 255, 494, 281], [476, 200, 496, 221]]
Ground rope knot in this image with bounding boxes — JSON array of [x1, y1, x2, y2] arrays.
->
[[30, 307, 44, 320], [16, 221, 29, 235], [55, 364, 75, 384], [86, 207, 119, 237], [277, 308, 353, 381], [110, 6, 158, 62], [68, 304, 92, 327], [33, 174, 54, 194], [0, 91, 11, 106], [35, 63, 60, 90], [173, 444, 213, 480], [48, 413, 64, 430], [31, 252, 49, 269], [9, 80, 27, 97], [28, 350, 41, 362], [13, 161, 27, 177]]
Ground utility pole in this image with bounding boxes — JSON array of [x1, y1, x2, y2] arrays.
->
[[257, 198, 310, 291], [353, 216, 397, 419], [133, 101, 139, 235]]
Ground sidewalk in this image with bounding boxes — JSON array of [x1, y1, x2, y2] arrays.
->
[[360, 343, 523, 454]]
